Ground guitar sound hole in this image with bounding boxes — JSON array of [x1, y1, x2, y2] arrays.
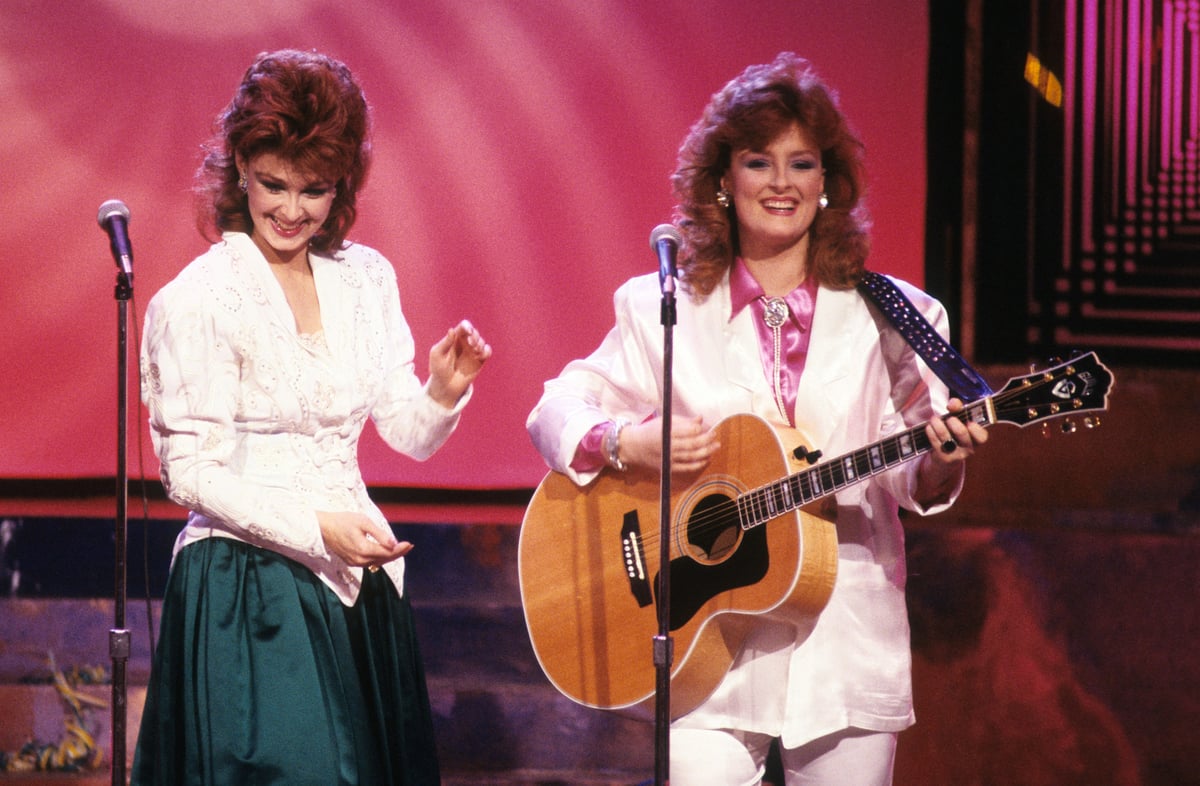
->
[[685, 493, 740, 562]]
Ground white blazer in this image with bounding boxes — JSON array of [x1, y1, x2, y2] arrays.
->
[[528, 269, 964, 747]]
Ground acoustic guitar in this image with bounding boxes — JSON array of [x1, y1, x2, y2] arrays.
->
[[518, 352, 1113, 718]]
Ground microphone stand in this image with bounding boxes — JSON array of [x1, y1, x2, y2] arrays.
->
[[110, 268, 132, 786], [653, 255, 677, 786]]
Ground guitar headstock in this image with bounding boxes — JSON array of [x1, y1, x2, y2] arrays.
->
[[991, 352, 1114, 429]]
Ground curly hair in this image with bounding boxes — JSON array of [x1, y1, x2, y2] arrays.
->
[[671, 52, 870, 297], [195, 49, 372, 254]]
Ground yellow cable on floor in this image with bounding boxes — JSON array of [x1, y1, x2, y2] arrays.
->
[[0, 654, 107, 773]]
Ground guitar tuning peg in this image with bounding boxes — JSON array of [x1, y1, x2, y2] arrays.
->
[[1083, 416, 1101, 429]]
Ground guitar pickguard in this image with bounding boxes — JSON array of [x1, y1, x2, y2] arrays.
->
[[661, 522, 768, 630], [620, 487, 771, 627]]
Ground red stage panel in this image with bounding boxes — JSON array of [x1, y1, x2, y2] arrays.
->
[[0, 0, 928, 489]]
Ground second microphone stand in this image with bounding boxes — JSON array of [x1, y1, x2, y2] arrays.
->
[[652, 239, 678, 786], [110, 269, 133, 786]]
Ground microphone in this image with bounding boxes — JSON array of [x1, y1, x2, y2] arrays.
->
[[649, 223, 681, 295], [97, 199, 133, 281]]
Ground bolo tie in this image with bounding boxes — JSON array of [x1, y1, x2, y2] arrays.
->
[[759, 295, 792, 423]]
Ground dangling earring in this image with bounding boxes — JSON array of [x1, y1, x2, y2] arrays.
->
[[237, 173, 247, 192], [818, 192, 829, 209], [716, 189, 731, 208]]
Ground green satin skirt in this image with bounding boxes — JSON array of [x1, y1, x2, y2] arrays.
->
[[130, 537, 440, 785]]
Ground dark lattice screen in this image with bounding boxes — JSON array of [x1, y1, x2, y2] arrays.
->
[[928, 0, 1200, 367], [1052, 0, 1200, 354]]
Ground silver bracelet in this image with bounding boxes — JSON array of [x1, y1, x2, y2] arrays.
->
[[603, 418, 629, 472]]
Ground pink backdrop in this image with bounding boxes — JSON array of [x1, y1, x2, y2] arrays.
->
[[0, 1, 928, 490]]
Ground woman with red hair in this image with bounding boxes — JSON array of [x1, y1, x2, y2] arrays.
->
[[528, 53, 985, 784], [133, 49, 491, 785]]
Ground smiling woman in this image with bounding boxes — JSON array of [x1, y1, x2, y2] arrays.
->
[[721, 124, 827, 292], [236, 154, 337, 333], [130, 49, 492, 786], [525, 52, 983, 785], [238, 155, 338, 265]]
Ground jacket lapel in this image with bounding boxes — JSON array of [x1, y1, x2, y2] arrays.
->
[[793, 286, 860, 446]]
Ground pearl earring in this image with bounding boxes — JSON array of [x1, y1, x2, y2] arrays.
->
[[716, 189, 731, 208], [818, 192, 829, 209]]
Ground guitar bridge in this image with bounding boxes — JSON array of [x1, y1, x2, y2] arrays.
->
[[621, 510, 653, 608]]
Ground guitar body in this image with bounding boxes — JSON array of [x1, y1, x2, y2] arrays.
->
[[518, 413, 839, 719]]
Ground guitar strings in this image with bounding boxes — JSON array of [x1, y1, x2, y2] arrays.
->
[[630, 375, 1059, 556]]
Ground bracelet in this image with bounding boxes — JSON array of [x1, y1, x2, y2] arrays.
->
[[603, 418, 629, 472]]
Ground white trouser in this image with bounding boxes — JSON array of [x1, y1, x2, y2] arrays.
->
[[668, 727, 897, 786]]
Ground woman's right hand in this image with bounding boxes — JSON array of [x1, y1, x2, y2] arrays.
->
[[317, 510, 412, 569], [618, 415, 720, 476]]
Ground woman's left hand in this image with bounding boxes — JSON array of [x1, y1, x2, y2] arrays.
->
[[427, 319, 492, 408], [924, 397, 988, 464], [915, 397, 989, 508]]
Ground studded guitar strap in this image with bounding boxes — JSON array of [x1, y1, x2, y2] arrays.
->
[[857, 270, 994, 401]]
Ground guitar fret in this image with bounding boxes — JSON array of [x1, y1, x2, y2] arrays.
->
[[746, 490, 761, 525], [821, 464, 835, 491], [966, 402, 990, 427], [854, 450, 872, 477], [778, 479, 794, 510], [822, 462, 842, 489], [754, 488, 770, 522], [788, 474, 806, 505], [882, 438, 901, 465]]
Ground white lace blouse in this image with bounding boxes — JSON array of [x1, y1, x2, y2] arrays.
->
[[140, 232, 467, 604]]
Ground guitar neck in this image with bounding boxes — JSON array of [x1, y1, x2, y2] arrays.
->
[[738, 398, 996, 529]]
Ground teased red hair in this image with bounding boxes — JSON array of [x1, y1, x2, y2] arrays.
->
[[671, 52, 870, 297], [195, 49, 372, 253]]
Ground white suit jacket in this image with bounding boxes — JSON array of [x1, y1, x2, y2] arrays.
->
[[528, 269, 964, 746]]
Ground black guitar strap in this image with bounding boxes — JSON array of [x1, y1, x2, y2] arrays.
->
[[857, 270, 994, 401]]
